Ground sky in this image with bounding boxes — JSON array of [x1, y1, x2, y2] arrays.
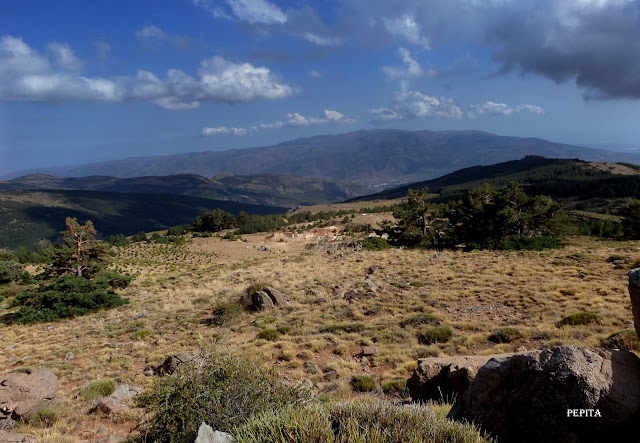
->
[[1, 0, 640, 174]]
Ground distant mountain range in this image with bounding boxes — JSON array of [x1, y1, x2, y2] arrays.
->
[[5, 129, 640, 186], [0, 173, 365, 208]]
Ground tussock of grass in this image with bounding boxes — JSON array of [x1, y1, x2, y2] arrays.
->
[[602, 330, 640, 351], [557, 312, 601, 327], [210, 301, 243, 326], [257, 329, 282, 341], [234, 401, 491, 443], [400, 313, 440, 328], [418, 326, 453, 345], [351, 374, 377, 392], [381, 378, 407, 395], [320, 323, 365, 334], [79, 379, 117, 400]]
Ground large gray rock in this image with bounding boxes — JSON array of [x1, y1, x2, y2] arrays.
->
[[157, 353, 197, 375], [263, 287, 290, 306], [408, 354, 515, 402], [0, 368, 57, 422], [90, 383, 144, 416], [448, 346, 640, 443], [252, 291, 274, 311], [194, 422, 236, 443], [630, 268, 640, 340]]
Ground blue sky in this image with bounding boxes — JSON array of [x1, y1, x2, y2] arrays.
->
[[1, 0, 640, 174]]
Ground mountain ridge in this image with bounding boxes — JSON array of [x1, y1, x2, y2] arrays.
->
[[4, 129, 640, 185]]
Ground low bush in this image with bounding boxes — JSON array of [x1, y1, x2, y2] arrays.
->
[[79, 379, 118, 400], [488, 327, 524, 344], [210, 302, 243, 326], [351, 375, 377, 392], [320, 323, 365, 334], [13, 274, 130, 324], [29, 407, 60, 427], [361, 237, 392, 251], [557, 312, 601, 327], [417, 326, 453, 345], [400, 313, 440, 328], [257, 329, 282, 341], [381, 379, 407, 395], [132, 329, 152, 340], [135, 346, 312, 442], [234, 401, 491, 443]]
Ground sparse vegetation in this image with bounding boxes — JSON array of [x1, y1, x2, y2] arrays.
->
[[79, 379, 118, 400], [351, 374, 378, 392], [557, 312, 602, 327], [417, 326, 454, 345], [488, 327, 524, 343]]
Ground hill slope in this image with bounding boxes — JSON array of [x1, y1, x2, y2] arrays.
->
[[0, 190, 284, 249], [350, 156, 640, 209], [0, 173, 365, 208], [5, 130, 640, 186]]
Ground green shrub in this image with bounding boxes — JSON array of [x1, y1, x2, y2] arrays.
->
[[488, 327, 524, 344], [361, 237, 392, 251], [13, 274, 130, 324], [135, 346, 312, 442], [417, 326, 453, 345], [557, 312, 601, 327], [257, 329, 282, 341], [276, 326, 292, 334], [79, 379, 118, 400], [400, 313, 440, 328], [351, 375, 377, 392], [234, 401, 491, 443], [132, 329, 152, 340], [0, 260, 24, 284], [381, 379, 407, 395], [29, 407, 59, 427], [210, 302, 243, 326], [320, 323, 365, 334]]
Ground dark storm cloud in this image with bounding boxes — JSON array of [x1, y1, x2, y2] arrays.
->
[[485, 0, 640, 100]]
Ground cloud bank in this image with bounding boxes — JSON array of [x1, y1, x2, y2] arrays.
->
[[0, 35, 295, 108]]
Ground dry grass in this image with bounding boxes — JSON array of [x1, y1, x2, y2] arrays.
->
[[2, 222, 639, 440]]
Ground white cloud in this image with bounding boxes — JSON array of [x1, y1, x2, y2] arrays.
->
[[0, 35, 295, 108], [47, 42, 83, 71], [383, 14, 431, 49], [194, 0, 287, 24], [201, 109, 356, 136], [201, 126, 249, 136], [382, 47, 432, 82], [467, 101, 546, 118], [302, 33, 343, 47], [369, 90, 464, 124], [308, 69, 323, 79], [135, 25, 165, 39], [93, 40, 111, 61]]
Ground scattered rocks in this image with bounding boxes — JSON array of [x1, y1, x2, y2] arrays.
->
[[448, 346, 640, 442], [258, 245, 270, 251], [0, 431, 35, 443], [89, 384, 144, 417], [0, 368, 57, 424], [193, 422, 236, 443], [361, 346, 380, 357], [629, 268, 640, 340], [303, 361, 322, 375], [263, 287, 290, 306], [408, 355, 512, 403], [323, 370, 338, 382], [157, 353, 197, 375], [251, 291, 274, 311]]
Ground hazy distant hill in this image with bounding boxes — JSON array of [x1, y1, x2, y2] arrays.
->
[[0, 190, 284, 249], [0, 173, 365, 208], [5, 130, 640, 186], [350, 156, 640, 210]]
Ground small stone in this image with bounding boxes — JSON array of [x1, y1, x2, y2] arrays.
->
[[4, 345, 15, 351], [323, 370, 338, 381], [0, 431, 36, 443], [361, 346, 380, 356], [303, 361, 322, 375], [64, 352, 75, 361]]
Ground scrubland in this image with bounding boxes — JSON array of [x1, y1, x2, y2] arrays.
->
[[2, 215, 639, 441]]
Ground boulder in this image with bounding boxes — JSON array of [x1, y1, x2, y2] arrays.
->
[[448, 346, 640, 443], [252, 291, 274, 311], [263, 287, 290, 306], [407, 354, 514, 402], [629, 268, 640, 340], [157, 353, 197, 375], [194, 422, 236, 443], [0, 431, 35, 443], [0, 368, 57, 422], [89, 397, 128, 416], [109, 384, 144, 402]]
